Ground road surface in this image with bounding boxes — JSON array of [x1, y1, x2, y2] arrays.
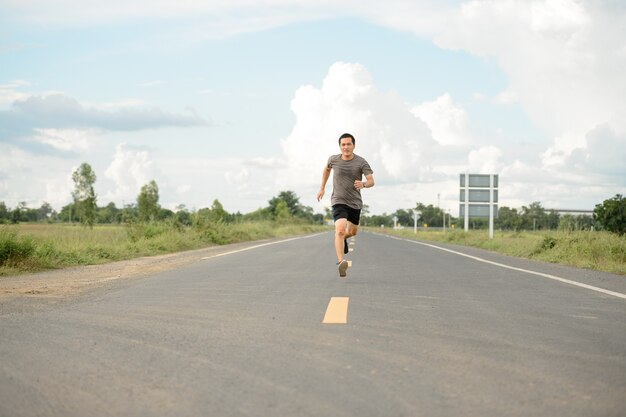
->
[[1, 231, 625, 416]]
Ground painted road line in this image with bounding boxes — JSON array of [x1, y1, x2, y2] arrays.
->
[[200, 233, 326, 261], [403, 238, 626, 300], [347, 260, 352, 267], [323, 297, 349, 324]]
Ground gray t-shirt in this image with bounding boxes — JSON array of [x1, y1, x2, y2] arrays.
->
[[327, 154, 373, 209]]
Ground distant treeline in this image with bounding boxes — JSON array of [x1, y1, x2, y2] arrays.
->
[[1, 191, 624, 236], [365, 197, 626, 236], [0, 190, 323, 226], [363, 201, 594, 232]]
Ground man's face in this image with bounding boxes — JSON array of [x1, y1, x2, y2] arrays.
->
[[339, 138, 354, 157]]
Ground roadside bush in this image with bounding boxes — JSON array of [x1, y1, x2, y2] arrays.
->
[[126, 221, 173, 242], [541, 235, 557, 250], [196, 220, 231, 245], [0, 228, 36, 266]]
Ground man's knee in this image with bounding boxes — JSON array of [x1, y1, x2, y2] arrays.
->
[[335, 220, 347, 236], [344, 222, 357, 237]]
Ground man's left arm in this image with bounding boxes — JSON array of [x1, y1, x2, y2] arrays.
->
[[355, 174, 374, 190]]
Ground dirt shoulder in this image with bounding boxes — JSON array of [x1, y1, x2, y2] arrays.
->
[[0, 239, 274, 302]]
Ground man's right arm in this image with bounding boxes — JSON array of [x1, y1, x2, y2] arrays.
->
[[316, 166, 331, 202]]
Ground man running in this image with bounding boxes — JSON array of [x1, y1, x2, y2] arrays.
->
[[316, 133, 374, 277]]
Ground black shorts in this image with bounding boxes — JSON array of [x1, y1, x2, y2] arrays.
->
[[332, 204, 361, 225]]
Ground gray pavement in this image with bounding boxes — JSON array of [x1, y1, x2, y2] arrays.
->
[[1, 231, 625, 417]]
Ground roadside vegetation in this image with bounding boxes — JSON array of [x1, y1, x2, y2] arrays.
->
[[1, 161, 624, 276], [373, 228, 626, 275], [0, 221, 325, 276], [0, 163, 327, 275]]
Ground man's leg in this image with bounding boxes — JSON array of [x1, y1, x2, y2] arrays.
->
[[334, 218, 348, 263], [345, 221, 358, 239], [334, 219, 350, 277]]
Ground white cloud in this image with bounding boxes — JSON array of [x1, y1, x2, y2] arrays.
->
[[468, 146, 504, 174], [432, 1, 626, 139], [224, 168, 250, 188], [33, 128, 96, 152], [0, 93, 207, 150], [281, 62, 437, 195], [279, 60, 616, 214], [176, 184, 192, 195], [0, 80, 30, 108], [104, 143, 158, 202], [0, 143, 76, 208], [424, 0, 626, 206], [560, 124, 626, 180], [2, 1, 625, 214], [529, 0, 589, 34], [245, 157, 286, 170], [14, 93, 206, 130], [494, 89, 518, 105], [411, 93, 471, 146]]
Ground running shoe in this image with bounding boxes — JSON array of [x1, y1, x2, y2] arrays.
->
[[337, 259, 348, 277]]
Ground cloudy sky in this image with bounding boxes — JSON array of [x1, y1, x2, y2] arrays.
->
[[1, 0, 625, 216]]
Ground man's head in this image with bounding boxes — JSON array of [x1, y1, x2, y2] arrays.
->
[[338, 133, 355, 159], [338, 133, 355, 146]]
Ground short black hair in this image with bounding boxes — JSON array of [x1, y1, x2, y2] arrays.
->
[[338, 133, 355, 145]]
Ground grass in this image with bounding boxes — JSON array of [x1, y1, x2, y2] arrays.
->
[[4, 223, 624, 277], [0, 222, 327, 276], [370, 228, 626, 275]]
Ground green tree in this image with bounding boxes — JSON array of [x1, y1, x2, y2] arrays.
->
[[415, 203, 445, 227], [196, 199, 230, 224], [243, 207, 273, 222], [274, 200, 292, 222], [594, 194, 626, 235], [158, 208, 175, 221], [11, 201, 36, 223], [58, 202, 77, 223], [393, 209, 414, 227], [0, 201, 8, 223], [496, 206, 521, 231], [545, 210, 560, 230], [72, 163, 98, 228], [520, 201, 547, 230], [37, 202, 54, 222], [367, 213, 393, 228], [175, 204, 192, 226], [269, 191, 300, 216], [120, 203, 138, 223], [268, 190, 315, 221], [558, 214, 580, 232], [97, 202, 119, 224], [208, 199, 229, 222], [137, 180, 160, 222]]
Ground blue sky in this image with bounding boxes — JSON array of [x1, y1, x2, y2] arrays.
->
[[1, 0, 625, 216]]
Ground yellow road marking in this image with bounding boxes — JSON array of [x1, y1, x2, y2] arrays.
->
[[347, 260, 352, 267], [322, 297, 349, 324]]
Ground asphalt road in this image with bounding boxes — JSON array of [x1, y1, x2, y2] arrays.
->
[[1, 231, 625, 417]]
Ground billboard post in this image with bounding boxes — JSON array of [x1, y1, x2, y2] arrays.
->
[[460, 174, 499, 239]]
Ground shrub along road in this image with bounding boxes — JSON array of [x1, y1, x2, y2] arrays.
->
[[1, 232, 625, 416]]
